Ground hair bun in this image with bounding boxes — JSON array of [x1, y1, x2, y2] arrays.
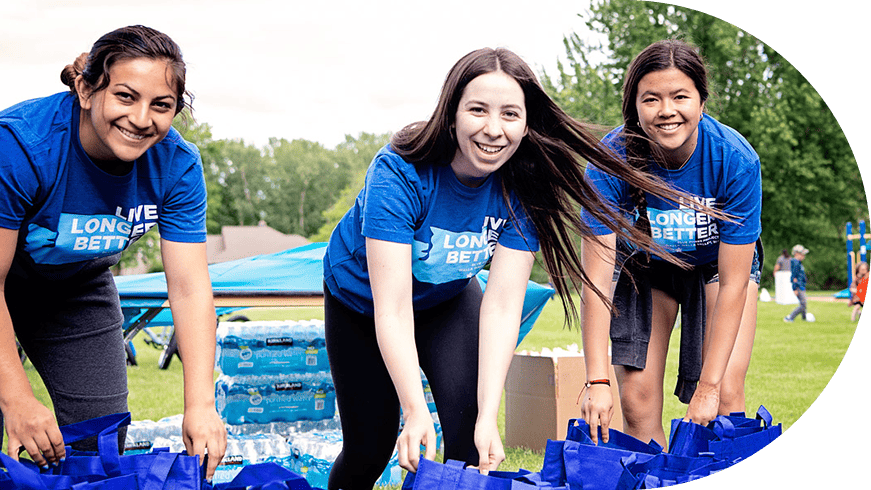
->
[[59, 52, 89, 92]]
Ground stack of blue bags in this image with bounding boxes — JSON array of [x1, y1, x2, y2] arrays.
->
[[403, 405, 782, 490]]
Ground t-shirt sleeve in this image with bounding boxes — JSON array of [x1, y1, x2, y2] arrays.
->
[[359, 153, 421, 245], [157, 149, 207, 243], [0, 126, 40, 230], [718, 153, 762, 245]]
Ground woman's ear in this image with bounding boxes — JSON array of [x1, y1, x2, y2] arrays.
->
[[74, 75, 93, 110]]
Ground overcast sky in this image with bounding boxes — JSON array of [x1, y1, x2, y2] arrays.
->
[[0, 0, 599, 148]]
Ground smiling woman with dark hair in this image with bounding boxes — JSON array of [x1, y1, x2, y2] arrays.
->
[[321, 46, 696, 490], [0, 25, 225, 478], [579, 39, 763, 449]]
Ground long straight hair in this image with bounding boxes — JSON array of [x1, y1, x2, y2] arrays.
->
[[392, 47, 695, 326]]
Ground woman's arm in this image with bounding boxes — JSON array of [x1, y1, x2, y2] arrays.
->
[[366, 237, 435, 473], [685, 241, 755, 425], [161, 239, 226, 479], [0, 228, 65, 466], [475, 243, 534, 474], [580, 234, 618, 444]]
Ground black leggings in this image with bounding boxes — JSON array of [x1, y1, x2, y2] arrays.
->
[[324, 281, 482, 490], [1, 267, 129, 452]]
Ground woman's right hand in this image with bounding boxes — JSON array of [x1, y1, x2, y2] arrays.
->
[[580, 384, 614, 444], [396, 407, 437, 473], [2, 395, 65, 467]]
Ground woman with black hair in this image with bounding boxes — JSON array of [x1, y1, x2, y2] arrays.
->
[[579, 39, 762, 448], [0, 25, 226, 477]]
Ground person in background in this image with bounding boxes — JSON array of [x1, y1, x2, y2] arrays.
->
[[579, 39, 763, 448], [850, 261, 867, 322], [0, 25, 225, 478], [322, 46, 695, 489], [773, 249, 790, 276], [784, 245, 809, 322]]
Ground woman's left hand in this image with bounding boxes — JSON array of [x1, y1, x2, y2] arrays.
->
[[683, 381, 720, 427], [182, 404, 227, 480], [473, 417, 505, 475]]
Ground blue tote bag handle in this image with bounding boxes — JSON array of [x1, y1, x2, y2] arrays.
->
[[756, 405, 774, 428], [58, 412, 131, 477]]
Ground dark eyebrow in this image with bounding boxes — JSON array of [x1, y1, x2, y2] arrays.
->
[[639, 87, 692, 98], [464, 99, 525, 112], [115, 82, 175, 101]]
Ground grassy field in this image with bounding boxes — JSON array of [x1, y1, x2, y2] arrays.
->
[[14, 294, 858, 487]]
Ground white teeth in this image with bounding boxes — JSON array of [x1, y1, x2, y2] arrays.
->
[[476, 142, 502, 154], [118, 127, 147, 140], [658, 123, 680, 131]]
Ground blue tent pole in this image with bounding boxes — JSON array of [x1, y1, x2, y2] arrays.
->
[[861, 220, 867, 264], [847, 222, 854, 286]]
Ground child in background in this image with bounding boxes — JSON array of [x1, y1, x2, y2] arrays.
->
[[784, 245, 809, 322], [850, 261, 867, 322]]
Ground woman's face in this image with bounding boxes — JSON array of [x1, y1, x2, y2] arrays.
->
[[450, 70, 528, 187], [635, 67, 705, 167], [77, 57, 178, 163]]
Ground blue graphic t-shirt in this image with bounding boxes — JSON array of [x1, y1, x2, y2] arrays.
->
[[0, 92, 207, 279], [324, 145, 539, 316], [582, 114, 761, 266]]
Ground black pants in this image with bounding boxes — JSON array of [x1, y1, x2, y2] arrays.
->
[[324, 281, 482, 490], [1, 267, 129, 452]]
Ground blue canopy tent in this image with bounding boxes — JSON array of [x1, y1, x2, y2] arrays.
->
[[115, 242, 555, 350]]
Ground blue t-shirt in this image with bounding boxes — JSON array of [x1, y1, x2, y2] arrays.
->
[[324, 145, 540, 316], [0, 92, 207, 279], [581, 114, 761, 266]]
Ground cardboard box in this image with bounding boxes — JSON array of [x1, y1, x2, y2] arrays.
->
[[504, 353, 622, 451]]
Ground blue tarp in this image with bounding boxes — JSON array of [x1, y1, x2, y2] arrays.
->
[[115, 243, 554, 346]]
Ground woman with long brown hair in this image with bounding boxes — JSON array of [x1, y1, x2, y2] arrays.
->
[[322, 46, 689, 489]]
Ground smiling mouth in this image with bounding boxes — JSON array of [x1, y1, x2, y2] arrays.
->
[[475, 142, 504, 154], [117, 126, 150, 141], [656, 123, 682, 131]]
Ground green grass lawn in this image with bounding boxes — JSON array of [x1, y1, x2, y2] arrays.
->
[[13, 295, 858, 487]]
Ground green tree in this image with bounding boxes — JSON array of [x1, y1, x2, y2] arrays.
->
[[311, 132, 391, 242], [547, 0, 866, 289]]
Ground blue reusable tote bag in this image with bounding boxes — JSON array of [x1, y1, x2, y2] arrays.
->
[[706, 405, 782, 463], [614, 452, 731, 489], [401, 459, 565, 490], [43, 412, 203, 490], [667, 405, 782, 463], [0, 451, 139, 490], [561, 419, 663, 490], [203, 462, 312, 490]]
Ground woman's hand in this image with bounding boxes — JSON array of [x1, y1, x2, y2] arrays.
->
[[2, 395, 65, 467], [580, 384, 614, 444], [473, 416, 505, 475], [683, 381, 720, 426], [182, 404, 227, 480], [396, 408, 436, 473]]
